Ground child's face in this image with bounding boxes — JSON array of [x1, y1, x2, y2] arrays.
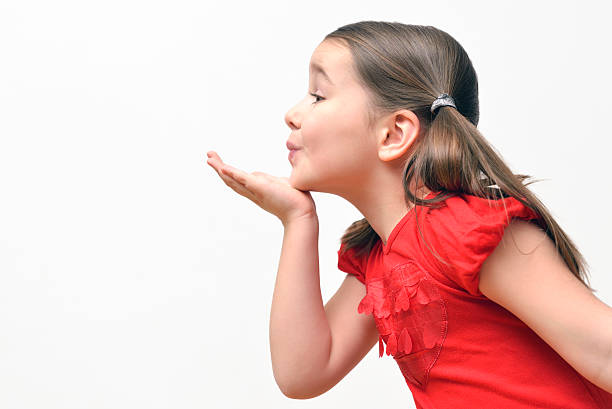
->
[[284, 39, 378, 195]]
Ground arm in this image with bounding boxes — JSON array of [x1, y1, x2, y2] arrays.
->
[[205, 152, 378, 398], [479, 219, 612, 393], [270, 215, 378, 399]]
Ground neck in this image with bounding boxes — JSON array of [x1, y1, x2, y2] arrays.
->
[[335, 169, 430, 246]]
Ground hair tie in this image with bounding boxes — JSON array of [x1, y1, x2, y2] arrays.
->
[[430, 93, 457, 114]]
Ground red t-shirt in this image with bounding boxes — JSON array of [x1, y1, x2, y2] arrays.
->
[[338, 192, 612, 409]]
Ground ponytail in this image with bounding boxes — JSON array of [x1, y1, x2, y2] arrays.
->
[[332, 21, 593, 292]]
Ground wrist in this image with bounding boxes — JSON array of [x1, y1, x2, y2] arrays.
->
[[282, 211, 319, 229]]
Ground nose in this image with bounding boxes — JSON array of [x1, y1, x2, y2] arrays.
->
[[284, 99, 302, 130]]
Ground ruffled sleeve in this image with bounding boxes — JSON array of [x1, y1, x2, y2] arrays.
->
[[337, 242, 368, 285], [425, 194, 542, 297]]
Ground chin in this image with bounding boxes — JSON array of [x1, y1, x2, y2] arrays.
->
[[289, 168, 340, 194], [288, 170, 318, 192], [288, 175, 309, 191]]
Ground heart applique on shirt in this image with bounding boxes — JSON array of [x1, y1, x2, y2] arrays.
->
[[357, 261, 448, 389]]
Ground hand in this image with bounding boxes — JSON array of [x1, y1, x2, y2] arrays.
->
[[206, 151, 317, 225]]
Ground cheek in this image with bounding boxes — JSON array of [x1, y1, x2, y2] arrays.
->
[[292, 102, 374, 188], [302, 103, 364, 152], [289, 139, 373, 192]]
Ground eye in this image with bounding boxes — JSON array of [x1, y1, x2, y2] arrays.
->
[[309, 92, 324, 104]]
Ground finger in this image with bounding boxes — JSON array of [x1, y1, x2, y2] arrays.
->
[[206, 156, 247, 189], [221, 164, 251, 186], [205, 151, 225, 166], [206, 154, 261, 202], [207, 152, 229, 172], [207, 154, 249, 186], [222, 166, 270, 203], [206, 151, 222, 162], [206, 154, 224, 173], [223, 173, 257, 200], [206, 156, 250, 192], [217, 167, 259, 200]]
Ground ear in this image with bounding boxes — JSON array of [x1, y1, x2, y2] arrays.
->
[[377, 109, 420, 162]]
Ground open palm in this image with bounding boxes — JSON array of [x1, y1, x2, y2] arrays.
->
[[206, 151, 317, 225]]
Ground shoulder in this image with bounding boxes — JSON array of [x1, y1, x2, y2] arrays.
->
[[420, 192, 542, 296], [337, 241, 375, 285], [478, 219, 612, 388], [425, 192, 538, 226], [479, 218, 550, 297]]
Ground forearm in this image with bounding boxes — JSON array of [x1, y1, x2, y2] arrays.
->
[[269, 215, 331, 397]]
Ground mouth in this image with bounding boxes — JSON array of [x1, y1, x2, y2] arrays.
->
[[286, 140, 301, 151]]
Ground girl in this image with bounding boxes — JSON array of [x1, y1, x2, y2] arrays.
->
[[206, 21, 612, 408]]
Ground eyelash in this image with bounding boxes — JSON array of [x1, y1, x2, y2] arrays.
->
[[309, 92, 324, 104]]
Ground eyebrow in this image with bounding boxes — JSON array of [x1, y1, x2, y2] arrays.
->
[[309, 62, 335, 86]]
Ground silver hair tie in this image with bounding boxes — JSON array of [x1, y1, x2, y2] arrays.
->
[[430, 93, 457, 114]]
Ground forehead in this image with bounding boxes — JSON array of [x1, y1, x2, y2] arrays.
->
[[309, 40, 353, 85]]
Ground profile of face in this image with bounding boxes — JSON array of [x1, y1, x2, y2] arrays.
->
[[284, 39, 379, 195]]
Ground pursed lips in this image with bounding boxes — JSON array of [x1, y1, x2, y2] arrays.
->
[[286, 140, 301, 151], [286, 140, 301, 163]]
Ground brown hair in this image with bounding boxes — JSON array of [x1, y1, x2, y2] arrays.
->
[[326, 21, 594, 291]]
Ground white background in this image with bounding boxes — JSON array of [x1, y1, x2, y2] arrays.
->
[[1, 1, 611, 408]]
